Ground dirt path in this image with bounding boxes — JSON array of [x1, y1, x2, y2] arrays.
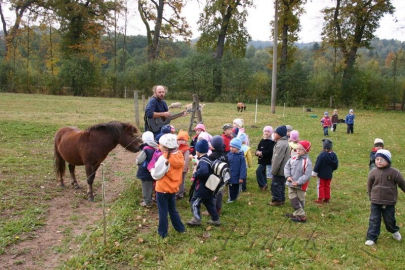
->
[[0, 147, 135, 270]]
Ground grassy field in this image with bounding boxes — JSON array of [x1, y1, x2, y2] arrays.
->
[[1, 93, 405, 269]]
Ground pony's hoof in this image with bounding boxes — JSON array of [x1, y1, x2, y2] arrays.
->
[[88, 196, 95, 202]]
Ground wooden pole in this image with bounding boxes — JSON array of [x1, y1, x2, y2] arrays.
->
[[271, 0, 278, 114], [255, 99, 258, 123], [142, 95, 146, 110], [101, 163, 107, 246], [134, 90, 139, 127]]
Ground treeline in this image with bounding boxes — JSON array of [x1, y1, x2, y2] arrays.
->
[[1, 28, 404, 108]]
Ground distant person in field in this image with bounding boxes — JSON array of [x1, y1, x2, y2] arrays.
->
[[320, 112, 332, 136], [144, 85, 169, 136], [312, 139, 339, 204], [369, 138, 384, 171], [365, 149, 405, 246], [255, 126, 275, 191], [345, 109, 355, 134], [286, 125, 293, 139], [331, 109, 339, 132], [270, 125, 290, 206], [284, 140, 312, 223], [232, 118, 250, 146]]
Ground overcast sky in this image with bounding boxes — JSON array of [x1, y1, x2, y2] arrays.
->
[[124, 0, 405, 43]]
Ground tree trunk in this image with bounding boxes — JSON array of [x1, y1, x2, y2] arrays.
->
[[213, 1, 240, 96], [150, 0, 164, 60]]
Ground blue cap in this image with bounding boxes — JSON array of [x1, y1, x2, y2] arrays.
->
[[195, 139, 209, 154], [275, 125, 287, 137], [230, 138, 242, 150]]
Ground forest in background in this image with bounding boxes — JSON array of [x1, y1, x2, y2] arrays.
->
[[0, 0, 404, 108]]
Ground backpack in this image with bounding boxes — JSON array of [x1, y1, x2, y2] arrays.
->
[[147, 149, 162, 171], [205, 159, 231, 195], [136, 146, 155, 166]]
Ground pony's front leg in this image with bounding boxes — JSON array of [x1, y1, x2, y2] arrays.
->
[[68, 164, 80, 189], [85, 164, 99, 201]]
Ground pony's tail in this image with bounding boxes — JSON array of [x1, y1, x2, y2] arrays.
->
[[54, 135, 65, 181]]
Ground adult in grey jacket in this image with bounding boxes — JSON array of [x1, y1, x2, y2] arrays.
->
[[270, 126, 290, 206]]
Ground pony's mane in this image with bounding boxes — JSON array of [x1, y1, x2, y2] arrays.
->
[[86, 121, 123, 139]]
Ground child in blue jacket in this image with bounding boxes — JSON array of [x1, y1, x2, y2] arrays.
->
[[345, 109, 355, 134], [227, 138, 247, 203]]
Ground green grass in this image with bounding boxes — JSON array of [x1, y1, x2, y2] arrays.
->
[[1, 93, 405, 269]]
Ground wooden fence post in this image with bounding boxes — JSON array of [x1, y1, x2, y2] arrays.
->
[[134, 90, 139, 127]]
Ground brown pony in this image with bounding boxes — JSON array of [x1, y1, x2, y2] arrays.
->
[[54, 121, 142, 201]]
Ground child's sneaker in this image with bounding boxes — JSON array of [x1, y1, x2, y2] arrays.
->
[[365, 240, 375, 246], [290, 215, 307, 223], [393, 231, 402, 241], [186, 217, 201, 226], [207, 219, 221, 226]]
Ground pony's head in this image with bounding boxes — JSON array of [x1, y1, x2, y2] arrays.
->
[[118, 122, 142, 152]]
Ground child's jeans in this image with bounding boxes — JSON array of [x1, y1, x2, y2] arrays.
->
[[323, 126, 329, 136], [156, 192, 185, 238], [228, 183, 240, 201], [332, 123, 337, 132], [256, 164, 267, 188], [266, 165, 272, 179], [347, 124, 354, 134], [366, 203, 399, 242], [271, 175, 286, 202], [190, 194, 219, 221]]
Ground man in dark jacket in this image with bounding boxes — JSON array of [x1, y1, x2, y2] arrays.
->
[[144, 85, 169, 135]]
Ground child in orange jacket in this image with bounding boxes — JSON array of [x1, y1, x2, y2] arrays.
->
[[154, 134, 185, 238]]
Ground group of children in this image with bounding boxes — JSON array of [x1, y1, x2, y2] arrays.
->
[[136, 119, 249, 237], [136, 114, 405, 248], [320, 109, 355, 135]]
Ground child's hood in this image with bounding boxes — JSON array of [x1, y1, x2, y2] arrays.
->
[[323, 151, 338, 164]]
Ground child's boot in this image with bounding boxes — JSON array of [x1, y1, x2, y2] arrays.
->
[[187, 217, 201, 226]]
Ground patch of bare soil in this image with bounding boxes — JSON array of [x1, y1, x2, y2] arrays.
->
[[0, 146, 136, 270]]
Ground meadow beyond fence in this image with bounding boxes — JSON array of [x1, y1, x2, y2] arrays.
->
[[1, 93, 405, 269]]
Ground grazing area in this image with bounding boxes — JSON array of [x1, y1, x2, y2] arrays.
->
[[1, 93, 405, 269]]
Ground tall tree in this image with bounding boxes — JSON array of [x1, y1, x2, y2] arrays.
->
[[276, 0, 305, 74], [138, 0, 191, 61], [0, 0, 43, 55], [197, 0, 252, 96], [322, 0, 394, 103]]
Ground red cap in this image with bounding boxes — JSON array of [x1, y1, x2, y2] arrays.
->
[[298, 140, 311, 153]]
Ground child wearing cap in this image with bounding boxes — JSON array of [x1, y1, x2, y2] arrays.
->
[[233, 118, 250, 146], [209, 135, 228, 215], [369, 138, 384, 171], [187, 139, 220, 226], [284, 140, 313, 223], [176, 130, 190, 199], [190, 123, 206, 156], [227, 138, 247, 203], [312, 139, 339, 204], [238, 133, 252, 192], [288, 130, 300, 158], [222, 123, 233, 153], [345, 109, 355, 134], [154, 134, 185, 238], [331, 109, 339, 132], [136, 131, 159, 207], [255, 126, 275, 191], [365, 149, 405, 246], [270, 125, 290, 206], [320, 112, 332, 136]]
